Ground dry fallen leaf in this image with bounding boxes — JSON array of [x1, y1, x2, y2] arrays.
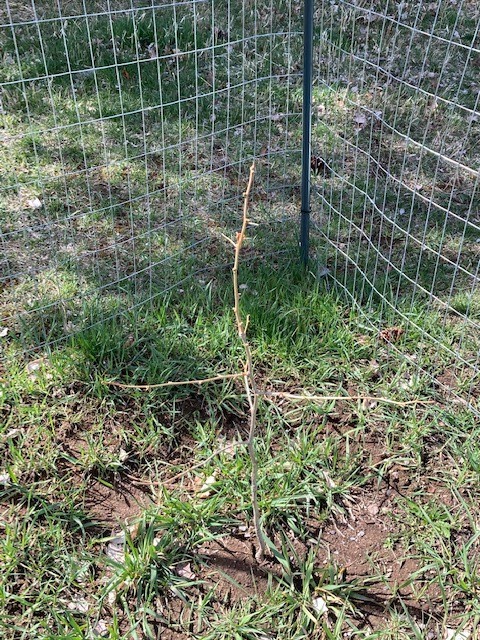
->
[[221, 440, 237, 459], [92, 619, 109, 637], [362, 397, 377, 411], [26, 197, 42, 210], [322, 470, 336, 489], [175, 562, 196, 580], [312, 595, 328, 615], [0, 327, 8, 338], [26, 359, 42, 374], [196, 474, 217, 499], [353, 110, 368, 130], [106, 532, 125, 563], [237, 524, 251, 539], [0, 472, 11, 486], [444, 629, 470, 640], [4, 429, 21, 439], [105, 522, 140, 565], [67, 595, 89, 613], [124, 333, 135, 348], [26, 357, 51, 381], [147, 43, 157, 58], [379, 326, 404, 343]]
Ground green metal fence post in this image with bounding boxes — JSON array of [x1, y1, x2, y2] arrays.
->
[[300, 0, 314, 267]]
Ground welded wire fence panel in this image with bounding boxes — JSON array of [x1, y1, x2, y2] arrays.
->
[[312, 0, 480, 408], [0, 0, 303, 362]]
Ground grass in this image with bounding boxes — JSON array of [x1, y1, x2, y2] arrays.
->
[[2, 258, 480, 638], [1, 0, 480, 638]]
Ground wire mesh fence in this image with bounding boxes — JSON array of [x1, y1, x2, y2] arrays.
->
[[0, 0, 303, 360], [1, 0, 479, 412], [311, 0, 480, 410]]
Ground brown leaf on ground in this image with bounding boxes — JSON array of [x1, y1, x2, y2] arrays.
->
[[175, 562, 196, 580], [195, 473, 217, 499], [379, 326, 404, 343]]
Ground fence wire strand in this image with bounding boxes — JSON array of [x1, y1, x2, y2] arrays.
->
[[0, 0, 303, 362], [312, 0, 480, 410]]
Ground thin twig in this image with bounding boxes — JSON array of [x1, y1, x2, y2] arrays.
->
[[105, 371, 244, 390], [220, 232, 237, 247], [232, 163, 267, 562], [260, 390, 434, 407]]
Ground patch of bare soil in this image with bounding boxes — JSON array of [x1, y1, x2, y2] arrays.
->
[[319, 489, 442, 630], [83, 478, 152, 524], [3, 400, 455, 638], [197, 533, 276, 602]]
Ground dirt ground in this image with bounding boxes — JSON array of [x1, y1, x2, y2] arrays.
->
[[56, 408, 455, 638]]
